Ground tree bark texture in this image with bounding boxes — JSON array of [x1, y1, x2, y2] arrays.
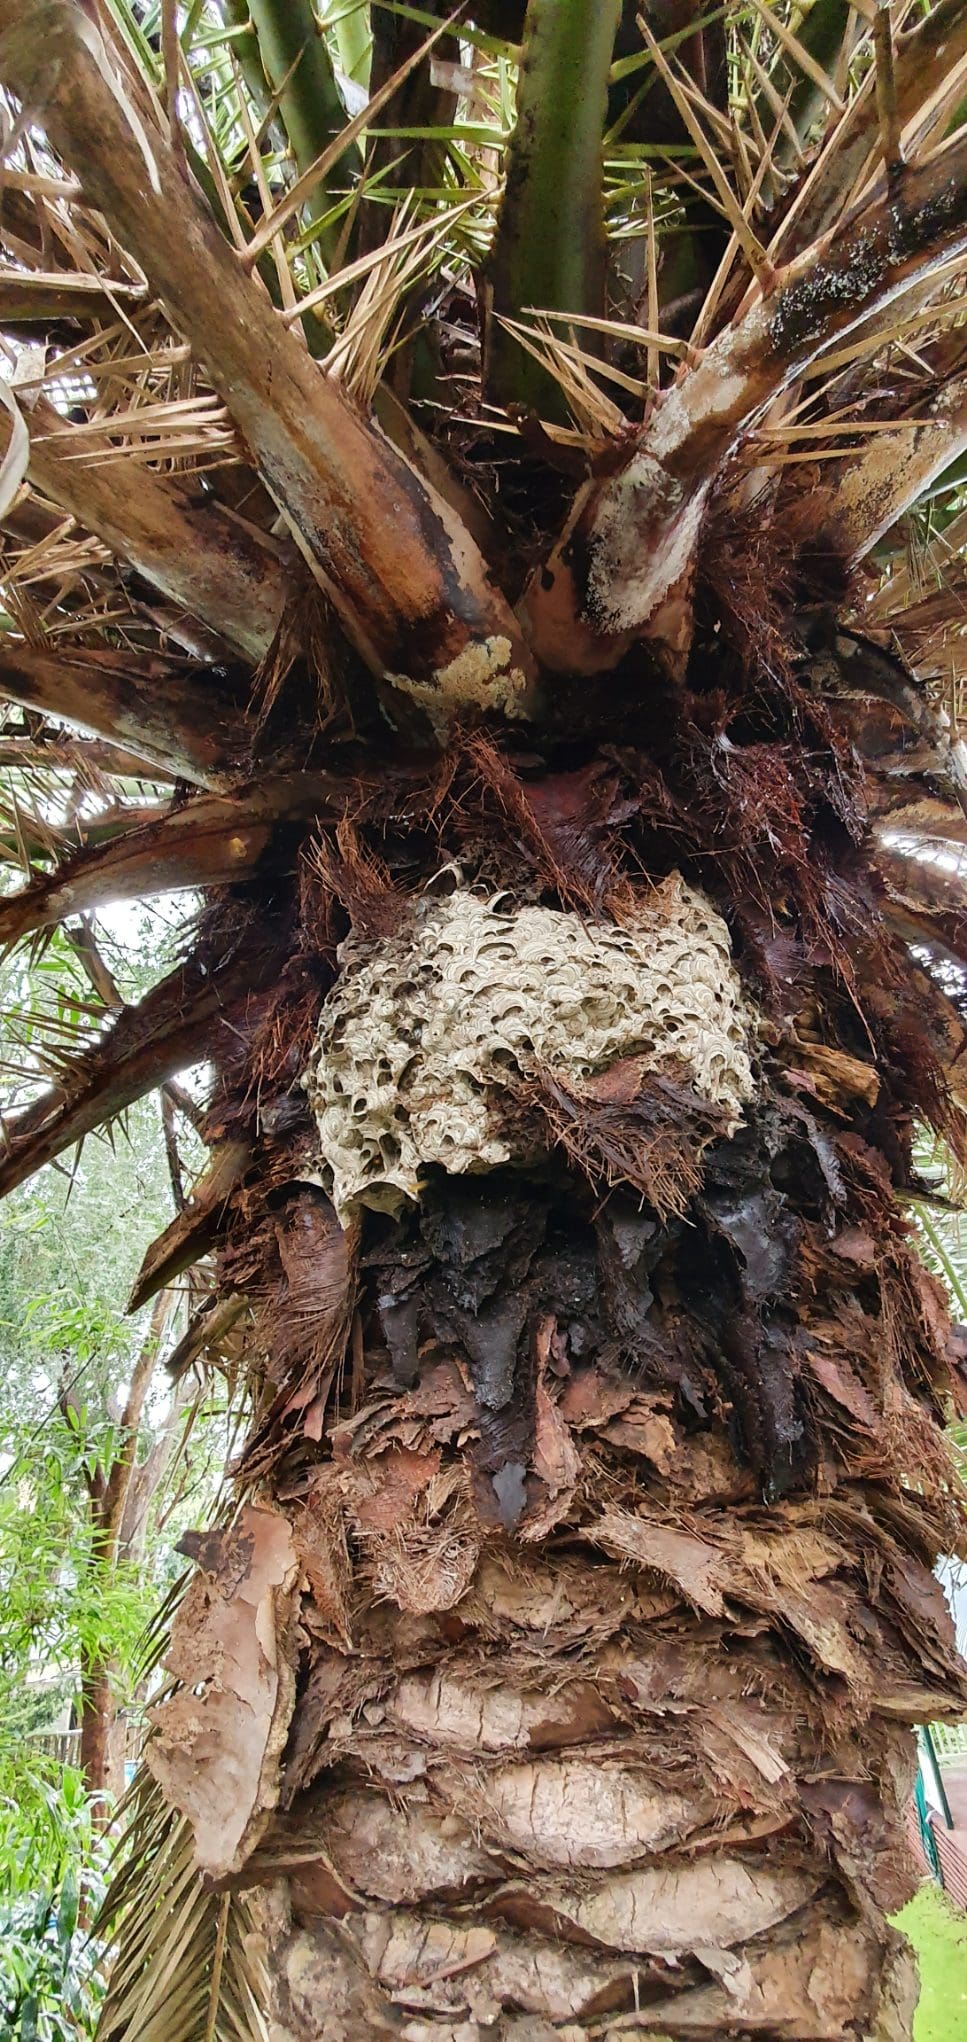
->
[[131, 741, 967, 2041], [78, 1291, 177, 1810], [79, 1661, 127, 1811]]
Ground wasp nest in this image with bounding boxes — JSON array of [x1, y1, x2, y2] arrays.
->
[[305, 875, 754, 1221]]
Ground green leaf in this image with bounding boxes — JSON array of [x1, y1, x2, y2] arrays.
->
[[776, 0, 855, 152], [56, 1865, 78, 1953]]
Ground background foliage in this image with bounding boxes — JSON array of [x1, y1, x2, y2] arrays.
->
[[0, 900, 227, 2039]]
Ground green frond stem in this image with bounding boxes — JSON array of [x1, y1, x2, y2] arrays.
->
[[239, 10, 467, 276], [526, 127, 967, 675], [485, 0, 622, 417], [760, 0, 854, 157], [212, 0, 278, 131], [244, 0, 359, 253], [327, 0, 371, 88], [0, 646, 246, 789], [15, 398, 291, 665], [0, 0, 532, 717]]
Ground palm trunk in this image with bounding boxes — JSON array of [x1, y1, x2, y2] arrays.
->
[[3, 5, 967, 2038], [134, 855, 966, 2040]]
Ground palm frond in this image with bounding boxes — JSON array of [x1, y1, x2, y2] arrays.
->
[[0, 928, 277, 1199], [96, 1775, 268, 2042]]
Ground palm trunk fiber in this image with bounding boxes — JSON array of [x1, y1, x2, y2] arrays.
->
[[139, 758, 967, 2038], [243, 1193, 960, 2040]]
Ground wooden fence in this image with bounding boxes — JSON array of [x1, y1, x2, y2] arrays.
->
[[27, 1724, 144, 1765], [27, 1729, 82, 1764]]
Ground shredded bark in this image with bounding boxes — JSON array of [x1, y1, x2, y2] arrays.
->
[[145, 1506, 300, 1879]]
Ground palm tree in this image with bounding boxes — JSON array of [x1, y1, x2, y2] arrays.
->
[[2, 0, 967, 2032]]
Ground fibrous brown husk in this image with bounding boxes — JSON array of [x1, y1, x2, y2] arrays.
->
[[91, 541, 967, 2041], [213, 1040, 967, 2035]]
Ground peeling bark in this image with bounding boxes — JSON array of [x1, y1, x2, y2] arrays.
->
[[80, 657, 967, 2035], [159, 1080, 966, 2035], [147, 1506, 300, 1879]]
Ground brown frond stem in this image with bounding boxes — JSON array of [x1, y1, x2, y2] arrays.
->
[[803, 376, 967, 564], [0, 645, 249, 789], [19, 396, 293, 664], [0, 934, 279, 1199], [525, 130, 967, 674], [0, 0, 532, 723], [0, 772, 353, 947], [873, 0, 903, 182]]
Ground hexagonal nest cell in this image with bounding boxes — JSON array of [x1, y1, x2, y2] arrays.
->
[[304, 874, 755, 1222]]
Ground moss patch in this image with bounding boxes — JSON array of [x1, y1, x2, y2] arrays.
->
[[894, 1880, 967, 2042]]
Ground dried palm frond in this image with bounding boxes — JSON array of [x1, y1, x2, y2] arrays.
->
[[96, 1765, 269, 2042]]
